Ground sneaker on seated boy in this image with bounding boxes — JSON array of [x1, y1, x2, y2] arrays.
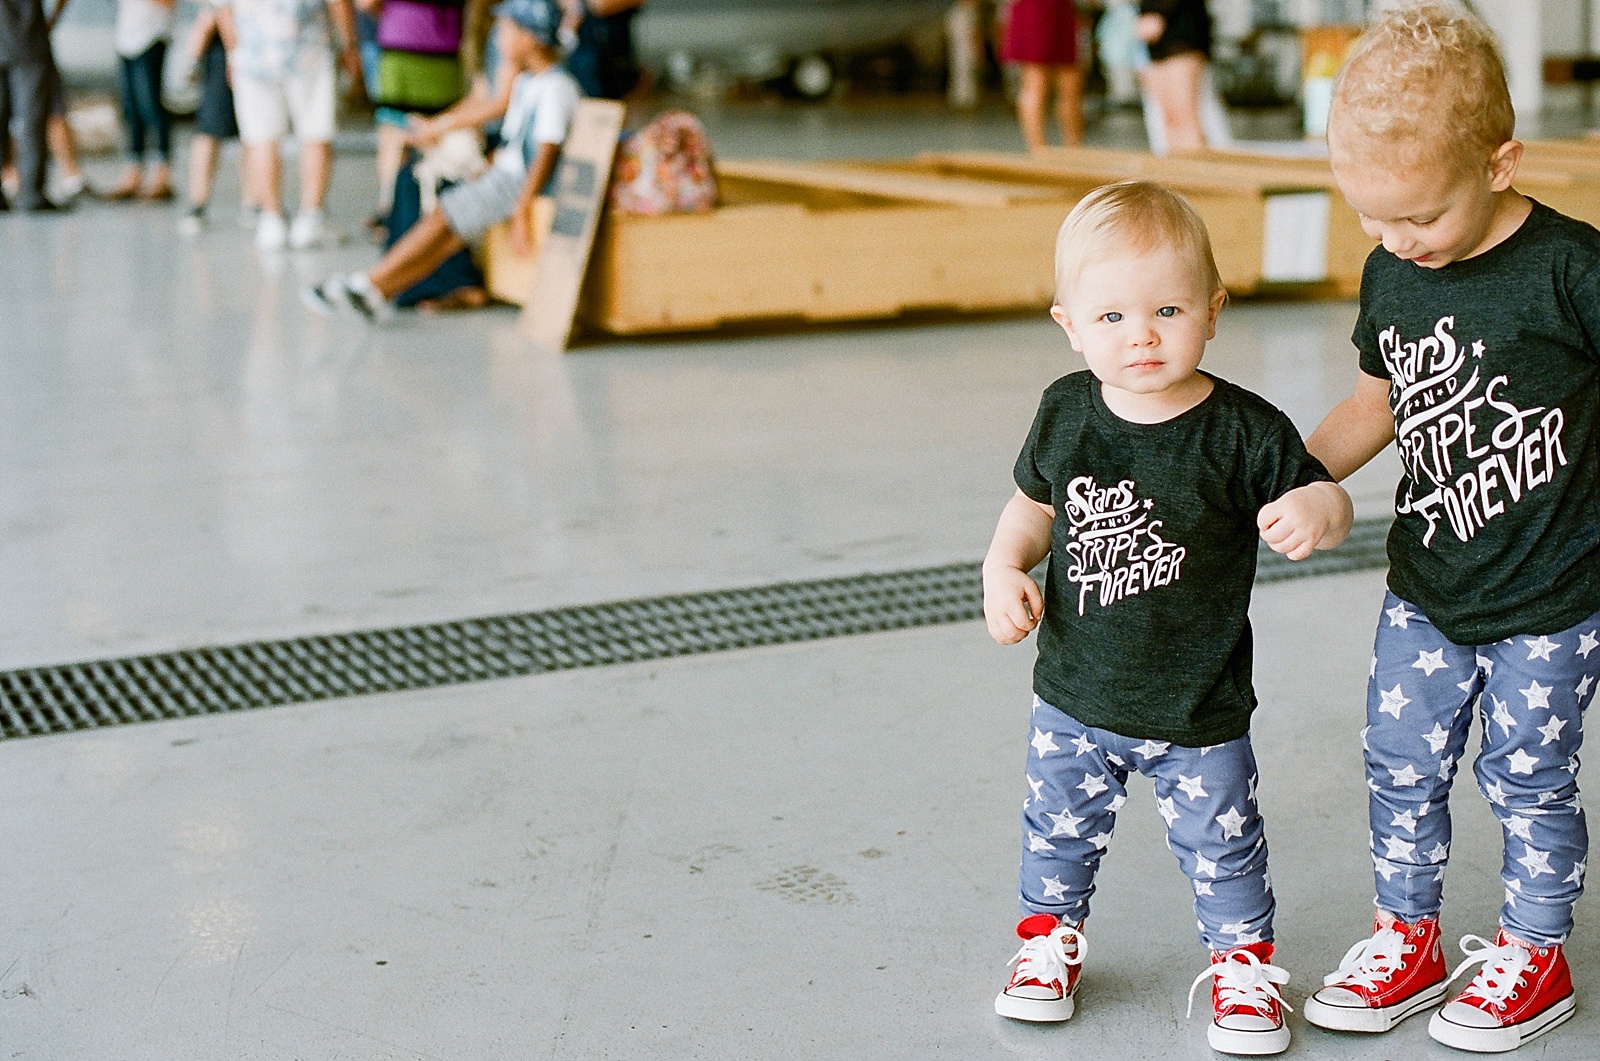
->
[[984, 180, 1353, 1055]]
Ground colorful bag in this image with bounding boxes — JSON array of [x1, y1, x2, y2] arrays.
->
[[376, 0, 464, 56], [610, 111, 718, 216], [376, 50, 463, 112]]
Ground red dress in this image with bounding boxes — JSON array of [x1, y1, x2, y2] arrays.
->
[[1003, 0, 1079, 66]]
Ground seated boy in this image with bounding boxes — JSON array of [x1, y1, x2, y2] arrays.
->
[[303, 0, 578, 322]]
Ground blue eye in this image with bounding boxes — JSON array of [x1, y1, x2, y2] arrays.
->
[[1104, 312, 1122, 323], [1157, 306, 1178, 317]]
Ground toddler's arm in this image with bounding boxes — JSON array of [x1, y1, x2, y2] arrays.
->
[[982, 490, 1054, 646], [1258, 480, 1354, 561], [1304, 372, 1394, 481]]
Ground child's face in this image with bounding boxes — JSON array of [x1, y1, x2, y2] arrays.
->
[[1330, 135, 1517, 268], [1052, 246, 1223, 400], [497, 18, 556, 69]]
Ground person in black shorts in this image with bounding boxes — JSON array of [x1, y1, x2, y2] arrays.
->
[[178, 1, 254, 235], [1136, 0, 1212, 152]]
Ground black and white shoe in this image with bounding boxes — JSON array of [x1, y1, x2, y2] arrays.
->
[[301, 273, 394, 323]]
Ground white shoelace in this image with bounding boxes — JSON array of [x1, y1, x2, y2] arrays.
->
[[1187, 950, 1293, 1019], [1440, 935, 1534, 1010], [1323, 926, 1412, 990], [1007, 924, 1087, 987]]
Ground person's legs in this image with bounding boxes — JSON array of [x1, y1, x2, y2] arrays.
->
[[9, 52, 51, 208], [298, 140, 332, 215], [44, 61, 83, 194], [187, 133, 219, 206], [1145, 52, 1206, 153], [1051, 64, 1084, 147], [135, 40, 172, 196], [1014, 63, 1049, 153], [366, 208, 468, 298], [111, 54, 146, 196], [375, 120, 407, 218], [0, 65, 12, 208], [246, 141, 283, 216]]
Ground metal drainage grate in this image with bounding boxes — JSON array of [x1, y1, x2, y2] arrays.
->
[[0, 519, 1391, 742]]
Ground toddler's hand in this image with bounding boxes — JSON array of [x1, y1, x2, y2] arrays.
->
[[984, 565, 1044, 645], [1257, 481, 1353, 562]]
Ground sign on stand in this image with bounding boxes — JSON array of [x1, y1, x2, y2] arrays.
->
[[518, 99, 626, 352]]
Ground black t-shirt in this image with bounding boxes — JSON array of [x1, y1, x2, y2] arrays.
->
[[1014, 371, 1332, 745], [1354, 200, 1600, 644]]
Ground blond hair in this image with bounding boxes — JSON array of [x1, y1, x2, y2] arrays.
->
[[1330, 1, 1514, 172], [1054, 180, 1223, 305]]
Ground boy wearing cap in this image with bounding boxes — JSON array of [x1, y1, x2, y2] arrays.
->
[[303, 0, 579, 321]]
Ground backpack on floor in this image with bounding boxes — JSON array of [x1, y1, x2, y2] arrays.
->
[[610, 110, 718, 216]]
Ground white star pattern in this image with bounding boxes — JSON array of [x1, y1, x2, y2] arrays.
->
[[1522, 681, 1553, 710], [1233, 930, 1266, 946], [1383, 835, 1417, 862], [1485, 780, 1509, 805], [1215, 806, 1248, 840], [1505, 888, 1518, 909], [1389, 764, 1424, 787], [1108, 794, 1127, 814], [1491, 696, 1516, 736], [1426, 841, 1450, 862], [1476, 653, 1496, 676], [1031, 729, 1060, 758], [1177, 774, 1209, 801], [1391, 810, 1418, 834], [1507, 748, 1540, 775], [1088, 831, 1113, 849], [1105, 753, 1126, 769], [1041, 876, 1069, 900], [1566, 755, 1580, 776], [1069, 733, 1098, 757], [1028, 833, 1056, 853], [1194, 881, 1214, 896], [1439, 754, 1456, 781], [1538, 716, 1568, 747], [1579, 632, 1599, 659], [1200, 744, 1220, 755], [1374, 858, 1401, 881], [1525, 635, 1562, 662], [1458, 678, 1477, 693], [1156, 796, 1180, 827], [1502, 816, 1534, 841], [1517, 845, 1555, 878], [1379, 685, 1411, 720], [1133, 739, 1171, 760], [1247, 774, 1259, 803], [1193, 852, 1219, 878], [1027, 775, 1044, 805], [1413, 649, 1449, 675], [1077, 773, 1109, 799], [1422, 723, 1450, 754], [1579, 675, 1595, 700], [1219, 921, 1251, 938], [1360, 726, 1371, 752], [1046, 809, 1084, 838], [1564, 859, 1587, 886], [1371, 655, 1378, 678], [1386, 601, 1416, 628]]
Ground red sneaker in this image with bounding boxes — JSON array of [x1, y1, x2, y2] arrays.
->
[[1427, 931, 1576, 1052], [1187, 941, 1292, 1055], [1304, 915, 1448, 1032], [994, 914, 1086, 1022]]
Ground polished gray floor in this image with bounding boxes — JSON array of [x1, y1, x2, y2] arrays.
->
[[2, 97, 1595, 1059]]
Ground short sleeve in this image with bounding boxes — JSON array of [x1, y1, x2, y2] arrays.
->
[[1013, 394, 1056, 507], [1352, 256, 1388, 381], [1247, 409, 1334, 511], [531, 76, 578, 146]]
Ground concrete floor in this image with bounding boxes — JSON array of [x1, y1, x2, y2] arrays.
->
[[2, 97, 1597, 1059]]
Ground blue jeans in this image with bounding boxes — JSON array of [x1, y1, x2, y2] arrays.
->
[[116, 40, 170, 163], [1018, 697, 1275, 950], [1365, 591, 1595, 945]]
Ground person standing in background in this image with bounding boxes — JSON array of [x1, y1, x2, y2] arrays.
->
[[0, 0, 59, 211], [1136, 0, 1211, 154], [560, 0, 647, 102], [178, 0, 257, 234], [1001, 0, 1082, 151], [105, 0, 175, 200], [216, 0, 364, 251]]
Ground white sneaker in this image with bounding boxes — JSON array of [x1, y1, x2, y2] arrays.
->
[[256, 212, 289, 251], [300, 272, 394, 324], [289, 211, 346, 250], [177, 205, 206, 237]]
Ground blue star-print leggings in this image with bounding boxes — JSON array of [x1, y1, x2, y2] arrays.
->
[[1367, 591, 1596, 946], [1018, 697, 1275, 951]]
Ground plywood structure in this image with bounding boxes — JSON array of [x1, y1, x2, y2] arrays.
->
[[478, 139, 1600, 340]]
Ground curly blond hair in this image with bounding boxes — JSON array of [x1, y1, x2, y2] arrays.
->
[[1054, 180, 1223, 305], [1330, 1, 1514, 171]]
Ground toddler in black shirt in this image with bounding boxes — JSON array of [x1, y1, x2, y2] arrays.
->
[[983, 180, 1351, 1055], [1300, 3, 1600, 1053]]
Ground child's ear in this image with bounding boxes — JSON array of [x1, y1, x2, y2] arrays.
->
[[1205, 289, 1227, 339], [1050, 304, 1084, 353], [1488, 139, 1523, 192]]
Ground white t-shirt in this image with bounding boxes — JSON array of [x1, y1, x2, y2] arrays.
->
[[115, 0, 174, 58], [216, 0, 332, 81], [493, 66, 581, 177]]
